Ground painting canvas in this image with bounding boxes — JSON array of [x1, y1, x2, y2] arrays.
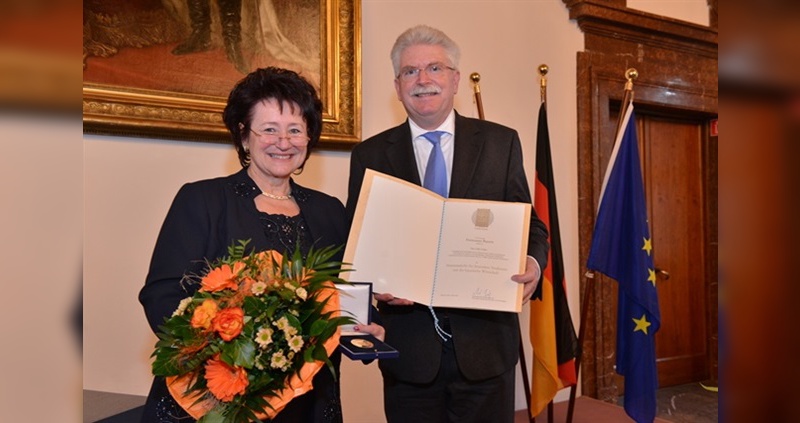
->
[[83, 0, 360, 148]]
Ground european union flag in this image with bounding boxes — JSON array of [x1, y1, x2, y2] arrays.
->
[[587, 103, 661, 423]]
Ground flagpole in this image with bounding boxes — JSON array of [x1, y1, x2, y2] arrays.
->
[[470, 72, 485, 120], [469, 72, 533, 421], [566, 68, 638, 423], [533, 63, 558, 423]]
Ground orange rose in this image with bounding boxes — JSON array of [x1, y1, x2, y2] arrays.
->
[[200, 264, 239, 292], [212, 307, 244, 341], [204, 355, 249, 402], [190, 299, 218, 330]]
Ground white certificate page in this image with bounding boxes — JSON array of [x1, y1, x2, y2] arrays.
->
[[431, 199, 529, 312]]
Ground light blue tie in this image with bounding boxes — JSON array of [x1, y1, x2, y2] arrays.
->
[[422, 131, 448, 197], [421, 131, 453, 341]]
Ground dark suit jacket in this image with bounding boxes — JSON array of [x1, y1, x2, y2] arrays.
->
[[139, 168, 348, 422], [346, 112, 550, 384]]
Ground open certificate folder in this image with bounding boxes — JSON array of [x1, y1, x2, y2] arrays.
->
[[344, 169, 531, 313]]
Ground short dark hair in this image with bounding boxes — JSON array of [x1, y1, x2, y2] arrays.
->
[[222, 67, 323, 168]]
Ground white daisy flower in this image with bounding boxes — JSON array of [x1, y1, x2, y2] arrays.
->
[[255, 327, 273, 348], [288, 335, 304, 353]]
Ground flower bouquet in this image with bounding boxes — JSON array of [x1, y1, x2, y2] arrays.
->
[[151, 240, 354, 422]]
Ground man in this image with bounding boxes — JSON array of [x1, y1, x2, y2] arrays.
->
[[171, 0, 247, 73], [346, 25, 549, 422]]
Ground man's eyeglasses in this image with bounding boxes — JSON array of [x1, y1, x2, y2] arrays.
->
[[248, 127, 309, 145], [396, 62, 456, 81]]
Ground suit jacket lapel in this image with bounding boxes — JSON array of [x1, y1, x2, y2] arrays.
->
[[450, 112, 484, 198], [383, 120, 422, 186]]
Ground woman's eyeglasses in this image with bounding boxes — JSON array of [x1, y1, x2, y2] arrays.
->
[[248, 128, 309, 145]]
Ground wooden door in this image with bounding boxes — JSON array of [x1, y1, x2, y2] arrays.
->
[[570, 0, 718, 401], [637, 113, 711, 387]]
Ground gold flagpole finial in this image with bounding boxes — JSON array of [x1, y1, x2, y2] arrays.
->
[[538, 64, 549, 103], [615, 68, 638, 135], [624, 68, 638, 91], [470, 72, 485, 120], [538, 64, 549, 76], [470, 72, 481, 86]]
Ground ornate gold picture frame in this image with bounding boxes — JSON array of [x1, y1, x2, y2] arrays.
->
[[83, 0, 360, 149]]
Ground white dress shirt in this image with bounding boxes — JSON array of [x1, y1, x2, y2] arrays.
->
[[408, 110, 456, 195]]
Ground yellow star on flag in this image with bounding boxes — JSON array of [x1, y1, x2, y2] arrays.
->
[[632, 314, 652, 335], [648, 268, 657, 286], [642, 237, 652, 256]]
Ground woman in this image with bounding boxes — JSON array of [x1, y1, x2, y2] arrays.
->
[[139, 67, 382, 422]]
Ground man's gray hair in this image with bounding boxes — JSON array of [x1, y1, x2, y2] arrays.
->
[[390, 25, 461, 77]]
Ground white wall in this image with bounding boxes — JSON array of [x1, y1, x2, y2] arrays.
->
[[628, 0, 710, 26], [82, 1, 710, 422], [1, 115, 82, 422]]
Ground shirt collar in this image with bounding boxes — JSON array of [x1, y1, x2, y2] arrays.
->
[[408, 110, 456, 140]]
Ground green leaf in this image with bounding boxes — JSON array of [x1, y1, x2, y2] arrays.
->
[[309, 319, 328, 337], [221, 337, 257, 368], [303, 346, 315, 362], [284, 312, 301, 329], [151, 347, 182, 376], [198, 409, 226, 423], [312, 344, 329, 362]]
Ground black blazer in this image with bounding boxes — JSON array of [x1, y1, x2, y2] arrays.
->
[[346, 112, 549, 383], [138, 168, 349, 422]]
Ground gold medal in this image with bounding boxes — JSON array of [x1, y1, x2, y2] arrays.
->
[[350, 338, 374, 348]]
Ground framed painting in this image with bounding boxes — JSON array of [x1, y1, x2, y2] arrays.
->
[[83, 0, 361, 149]]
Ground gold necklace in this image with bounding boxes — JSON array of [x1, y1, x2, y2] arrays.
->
[[261, 191, 292, 200]]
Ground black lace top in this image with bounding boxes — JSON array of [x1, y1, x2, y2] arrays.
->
[[257, 212, 312, 258], [231, 177, 313, 258]]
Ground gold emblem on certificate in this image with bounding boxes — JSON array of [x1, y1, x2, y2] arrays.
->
[[350, 338, 375, 348], [472, 208, 494, 228]]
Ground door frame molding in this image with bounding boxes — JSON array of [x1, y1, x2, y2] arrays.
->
[[563, 0, 718, 400]]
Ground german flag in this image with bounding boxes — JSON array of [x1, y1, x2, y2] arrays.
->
[[530, 102, 579, 416]]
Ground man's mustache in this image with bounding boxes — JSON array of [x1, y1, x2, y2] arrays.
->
[[410, 85, 442, 96]]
